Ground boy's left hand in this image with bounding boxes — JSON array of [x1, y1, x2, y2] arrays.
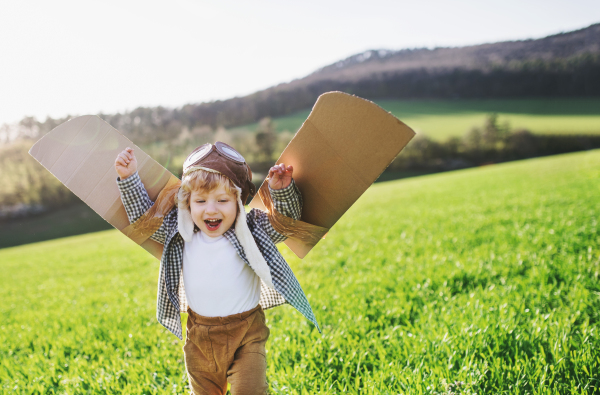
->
[[268, 163, 293, 190]]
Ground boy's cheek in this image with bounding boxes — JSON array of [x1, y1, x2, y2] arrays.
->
[[189, 208, 202, 228], [226, 214, 239, 231]]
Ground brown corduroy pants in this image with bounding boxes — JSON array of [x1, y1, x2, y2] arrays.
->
[[184, 304, 270, 395]]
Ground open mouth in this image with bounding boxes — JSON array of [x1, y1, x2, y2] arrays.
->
[[204, 219, 222, 231]]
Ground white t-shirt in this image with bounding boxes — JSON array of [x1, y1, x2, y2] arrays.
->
[[182, 231, 261, 317]]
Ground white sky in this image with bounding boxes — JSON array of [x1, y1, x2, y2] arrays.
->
[[1, 0, 599, 125]]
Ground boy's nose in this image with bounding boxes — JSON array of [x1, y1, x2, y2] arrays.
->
[[205, 202, 218, 214]]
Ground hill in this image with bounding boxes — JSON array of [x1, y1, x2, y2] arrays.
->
[[305, 23, 600, 83], [1, 151, 599, 393], [3, 23, 600, 144], [187, 23, 600, 131]]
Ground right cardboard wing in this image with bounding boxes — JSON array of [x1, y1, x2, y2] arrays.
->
[[250, 92, 416, 258]]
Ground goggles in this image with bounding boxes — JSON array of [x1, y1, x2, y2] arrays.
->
[[184, 142, 246, 171]]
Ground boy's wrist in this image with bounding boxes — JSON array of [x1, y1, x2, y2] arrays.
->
[[117, 171, 141, 191], [269, 179, 297, 200], [118, 172, 135, 181]]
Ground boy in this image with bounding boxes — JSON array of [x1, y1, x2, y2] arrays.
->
[[114, 142, 319, 394]]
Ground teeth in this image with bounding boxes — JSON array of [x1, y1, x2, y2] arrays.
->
[[206, 219, 220, 222]]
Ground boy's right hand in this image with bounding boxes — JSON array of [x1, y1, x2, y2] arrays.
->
[[115, 147, 138, 180]]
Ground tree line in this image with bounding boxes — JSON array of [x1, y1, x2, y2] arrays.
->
[[3, 113, 600, 221]]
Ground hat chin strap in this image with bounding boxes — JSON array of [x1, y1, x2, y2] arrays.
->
[[177, 187, 274, 289], [233, 186, 274, 289], [177, 188, 196, 243]]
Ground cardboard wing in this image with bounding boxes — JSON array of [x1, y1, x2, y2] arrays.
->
[[250, 91, 416, 258], [29, 115, 177, 260]]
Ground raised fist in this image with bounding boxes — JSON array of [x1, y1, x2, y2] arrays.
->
[[115, 147, 137, 180], [268, 163, 293, 190]]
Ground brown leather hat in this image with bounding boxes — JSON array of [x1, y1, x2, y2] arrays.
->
[[183, 142, 256, 204]]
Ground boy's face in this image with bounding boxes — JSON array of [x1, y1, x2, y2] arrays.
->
[[189, 185, 238, 238]]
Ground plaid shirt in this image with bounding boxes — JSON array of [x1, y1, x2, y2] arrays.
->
[[117, 172, 320, 339]]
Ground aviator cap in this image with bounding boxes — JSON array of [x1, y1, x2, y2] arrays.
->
[[183, 142, 256, 203]]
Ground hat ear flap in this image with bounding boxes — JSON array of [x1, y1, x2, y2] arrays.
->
[[247, 179, 256, 198], [177, 188, 195, 242]]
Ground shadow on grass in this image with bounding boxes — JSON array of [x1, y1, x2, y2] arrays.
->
[[0, 202, 113, 249]]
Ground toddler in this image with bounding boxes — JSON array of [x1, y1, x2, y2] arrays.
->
[[115, 142, 319, 394]]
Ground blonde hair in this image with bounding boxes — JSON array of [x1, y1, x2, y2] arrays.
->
[[177, 169, 237, 211]]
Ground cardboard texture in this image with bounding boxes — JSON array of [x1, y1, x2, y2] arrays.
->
[[250, 92, 415, 258], [29, 115, 175, 260]]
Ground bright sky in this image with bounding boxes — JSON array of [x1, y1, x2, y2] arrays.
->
[[1, 0, 599, 125]]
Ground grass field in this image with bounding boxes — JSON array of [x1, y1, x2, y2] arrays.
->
[[1, 150, 600, 394], [231, 98, 600, 140]]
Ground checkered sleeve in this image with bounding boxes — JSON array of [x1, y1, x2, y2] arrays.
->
[[269, 179, 302, 220], [249, 179, 302, 244], [116, 171, 169, 244]]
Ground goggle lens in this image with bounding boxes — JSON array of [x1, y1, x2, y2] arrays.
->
[[216, 142, 245, 164], [184, 143, 213, 169]]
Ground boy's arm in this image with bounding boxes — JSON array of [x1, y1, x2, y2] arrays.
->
[[248, 164, 302, 243], [248, 178, 302, 244], [269, 180, 302, 220], [117, 171, 169, 244]]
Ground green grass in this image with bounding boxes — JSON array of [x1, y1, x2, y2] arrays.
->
[[231, 98, 600, 140], [2, 150, 600, 393]]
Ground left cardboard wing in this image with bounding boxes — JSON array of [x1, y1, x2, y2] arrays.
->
[[29, 115, 177, 260]]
